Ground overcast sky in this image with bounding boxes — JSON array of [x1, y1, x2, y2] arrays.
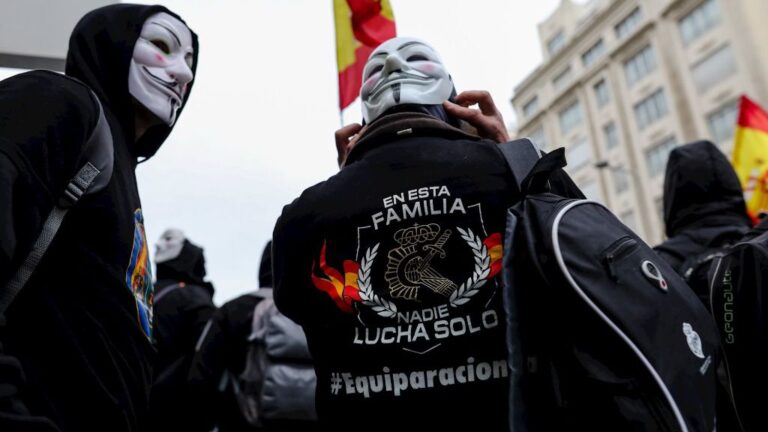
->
[[2, 0, 575, 303]]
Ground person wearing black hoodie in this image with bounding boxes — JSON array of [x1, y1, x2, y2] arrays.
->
[[0, 4, 198, 431], [149, 229, 216, 431], [273, 37, 524, 432], [185, 242, 274, 431], [654, 140, 752, 280]]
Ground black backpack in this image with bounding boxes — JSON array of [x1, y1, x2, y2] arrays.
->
[[691, 220, 768, 432], [500, 139, 720, 431]]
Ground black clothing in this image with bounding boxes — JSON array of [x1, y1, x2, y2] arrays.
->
[[194, 293, 264, 432], [150, 239, 215, 432], [258, 241, 273, 288], [0, 4, 197, 431], [273, 113, 517, 431], [187, 242, 275, 431], [155, 238, 214, 291], [655, 141, 751, 274], [65, 4, 198, 160]]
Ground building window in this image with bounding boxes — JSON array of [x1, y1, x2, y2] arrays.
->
[[553, 67, 573, 92], [707, 99, 739, 144], [679, 0, 721, 45], [567, 137, 593, 170], [522, 96, 539, 118], [528, 126, 547, 151], [612, 166, 630, 194], [548, 30, 566, 56], [579, 179, 603, 203], [582, 39, 605, 68], [559, 100, 583, 135], [604, 121, 620, 149], [624, 44, 656, 88], [634, 88, 668, 130], [615, 7, 643, 39], [645, 136, 677, 177], [691, 44, 737, 92], [594, 79, 610, 107], [620, 209, 638, 232]]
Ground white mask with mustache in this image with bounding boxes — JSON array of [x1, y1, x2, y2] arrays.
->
[[361, 37, 454, 124], [129, 12, 194, 126]]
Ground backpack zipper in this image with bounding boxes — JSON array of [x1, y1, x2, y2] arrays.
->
[[604, 237, 638, 281], [708, 256, 747, 432]]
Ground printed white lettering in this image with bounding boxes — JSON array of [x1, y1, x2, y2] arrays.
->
[[355, 376, 370, 398], [426, 370, 438, 388], [343, 373, 355, 394], [381, 327, 396, 344], [455, 366, 467, 383], [371, 186, 465, 230], [439, 367, 455, 385], [393, 373, 408, 396], [410, 371, 426, 389], [476, 363, 492, 381]]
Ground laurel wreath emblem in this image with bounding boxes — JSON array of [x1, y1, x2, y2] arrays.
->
[[357, 243, 398, 318], [448, 227, 490, 307]]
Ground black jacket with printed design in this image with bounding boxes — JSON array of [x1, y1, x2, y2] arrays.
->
[[273, 112, 519, 432], [0, 5, 198, 431]]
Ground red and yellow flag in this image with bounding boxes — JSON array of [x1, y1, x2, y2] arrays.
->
[[334, 0, 396, 110], [732, 95, 768, 223]]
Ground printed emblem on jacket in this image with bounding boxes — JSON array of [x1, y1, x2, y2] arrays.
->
[[310, 185, 507, 399], [312, 186, 502, 349], [125, 208, 154, 340]]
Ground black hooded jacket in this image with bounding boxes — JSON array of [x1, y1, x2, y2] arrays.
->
[[0, 4, 197, 431], [150, 238, 216, 432], [153, 238, 215, 376], [273, 112, 519, 431], [181, 242, 274, 432], [654, 140, 751, 275]]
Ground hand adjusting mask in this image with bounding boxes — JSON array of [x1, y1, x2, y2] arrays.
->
[[361, 37, 455, 124], [129, 12, 194, 126]]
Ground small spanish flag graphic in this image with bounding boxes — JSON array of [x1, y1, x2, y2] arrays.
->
[[311, 241, 362, 313], [732, 96, 768, 223], [334, 0, 396, 110], [483, 233, 503, 279]]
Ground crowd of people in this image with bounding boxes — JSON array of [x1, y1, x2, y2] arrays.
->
[[0, 3, 765, 432]]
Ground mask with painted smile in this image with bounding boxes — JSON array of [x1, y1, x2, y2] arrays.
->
[[154, 228, 185, 263], [361, 37, 454, 124], [128, 12, 195, 126]]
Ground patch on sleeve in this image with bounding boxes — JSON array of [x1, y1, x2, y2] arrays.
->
[[125, 208, 154, 340]]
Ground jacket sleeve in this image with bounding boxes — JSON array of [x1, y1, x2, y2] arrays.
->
[[0, 71, 100, 430], [272, 205, 310, 325], [0, 71, 101, 287], [0, 153, 20, 288], [0, 317, 61, 431]]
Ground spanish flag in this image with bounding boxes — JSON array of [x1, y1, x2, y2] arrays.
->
[[334, 0, 396, 110], [732, 96, 768, 223]]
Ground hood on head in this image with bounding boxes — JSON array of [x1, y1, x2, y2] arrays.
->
[[156, 235, 210, 289], [663, 140, 750, 237], [65, 3, 199, 159], [259, 241, 273, 288]]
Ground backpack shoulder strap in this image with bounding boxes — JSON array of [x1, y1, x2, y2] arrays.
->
[[248, 290, 276, 342], [498, 139, 571, 195], [0, 90, 113, 314], [498, 138, 542, 191]]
